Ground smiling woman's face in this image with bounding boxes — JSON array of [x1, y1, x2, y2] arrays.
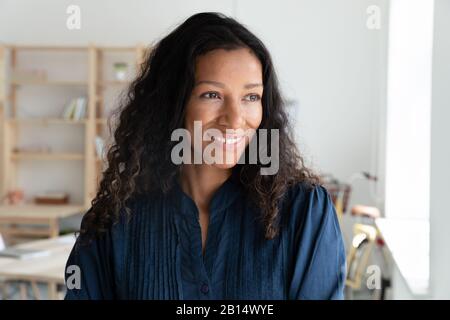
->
[[184, 48, 264, 169]]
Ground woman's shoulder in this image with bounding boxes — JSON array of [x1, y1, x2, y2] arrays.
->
[[281, 181, 335, 230], [284, 180, 331, 208]]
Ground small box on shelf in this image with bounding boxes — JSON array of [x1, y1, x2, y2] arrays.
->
[[11, 69, 47, 83], [34, 192, 69, 205]]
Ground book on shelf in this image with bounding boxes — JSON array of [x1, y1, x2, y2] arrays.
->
[[62, 97, 87, 120], [62, 99, 76, 119], [95, 136, 105, 158], [0, 248, 51, 260]]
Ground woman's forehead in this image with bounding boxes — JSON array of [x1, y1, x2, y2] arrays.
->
[[194, 48, 263, 84]]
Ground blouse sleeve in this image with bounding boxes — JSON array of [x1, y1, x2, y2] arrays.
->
[[64, 213, 116, 300], [287, 184, 347, 300]]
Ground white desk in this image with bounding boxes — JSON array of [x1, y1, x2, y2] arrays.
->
[[0, 234, 76, 299], [375, 218, 430, 297]]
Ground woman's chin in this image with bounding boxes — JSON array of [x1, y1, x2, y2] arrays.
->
[[211, 162, 238, 170]]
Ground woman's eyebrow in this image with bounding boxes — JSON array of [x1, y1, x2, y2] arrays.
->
[[244, 83, 263, 89], [195, 80, 263, 89]]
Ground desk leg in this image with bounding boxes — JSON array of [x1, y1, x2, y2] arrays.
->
[[48, 282, 57, 300], [1, 281, 9, 300], [19, 282, 27, 300], [30, 281, 41, 300], [48, 219, 59, 238]]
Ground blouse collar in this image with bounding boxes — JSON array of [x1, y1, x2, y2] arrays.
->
[[169, 168, 243, 217]]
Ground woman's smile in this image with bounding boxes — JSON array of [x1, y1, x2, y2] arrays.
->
[[208, 132, 246, 150]]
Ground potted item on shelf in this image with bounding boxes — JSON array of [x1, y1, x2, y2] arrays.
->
[[34, 192, 69, 205], [113, 62, 128, 81], [4, 189, 25, 205]]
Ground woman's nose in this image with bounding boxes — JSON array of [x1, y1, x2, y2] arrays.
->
[[223, 98, 245, 129]]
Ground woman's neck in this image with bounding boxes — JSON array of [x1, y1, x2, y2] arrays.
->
[[179, 165, 232, 211]]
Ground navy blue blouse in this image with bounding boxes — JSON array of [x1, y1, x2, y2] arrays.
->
[[64, 172, 346, 300]]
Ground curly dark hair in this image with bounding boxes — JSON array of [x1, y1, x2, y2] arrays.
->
[[81, 12, 320, 242]]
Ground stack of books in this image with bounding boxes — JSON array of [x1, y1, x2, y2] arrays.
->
[[62, 97, 87, 120]]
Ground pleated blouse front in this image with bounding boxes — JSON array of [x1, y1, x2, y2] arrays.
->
[[64, 172, 346, 300]]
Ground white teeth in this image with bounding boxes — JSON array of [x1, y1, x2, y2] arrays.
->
[[212, 136, 242, 144]]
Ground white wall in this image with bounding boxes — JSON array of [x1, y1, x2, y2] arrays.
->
[[0, 0, 387, 213], [0, 0, 234, 45], [236, 0, 388, 212], [430, 0, 450, 299]]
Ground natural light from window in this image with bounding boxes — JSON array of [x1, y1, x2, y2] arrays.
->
[[384, 0, 434, 296]]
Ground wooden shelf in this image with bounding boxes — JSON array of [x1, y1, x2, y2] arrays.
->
[[98, 46, 136, 52], [10, 79, 134, 88], [6, 45, 87, 51], [98, 80, 131, 87], [7, 118, 87, 125], [11, 152, 85, 161], [1, 226, 55, 237], [0, 43, 145, 211], [6, 44, 147, 54], [11, 80, 88, 86]]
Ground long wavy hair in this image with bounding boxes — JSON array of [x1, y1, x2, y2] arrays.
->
[[81, 12, 320, 242]]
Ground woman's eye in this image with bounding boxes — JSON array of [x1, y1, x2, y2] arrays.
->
[[244, 94, 261, 102], [201, 92, 220, 99]]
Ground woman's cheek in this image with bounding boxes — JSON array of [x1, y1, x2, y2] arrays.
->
[[245, 103, 263, 128], [188, 102, 212, 121]]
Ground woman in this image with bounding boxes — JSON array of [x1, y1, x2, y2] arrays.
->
[[65, 12, 346, 300]]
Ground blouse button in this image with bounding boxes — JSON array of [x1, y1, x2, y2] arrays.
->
[[200, 283, 209, 294]]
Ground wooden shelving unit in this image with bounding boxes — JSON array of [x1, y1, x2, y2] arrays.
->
[[11, 152, 85, 161], [7, 118, 87, 125], [11, 80, 88, 86], [0, 44, 148, 212]]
